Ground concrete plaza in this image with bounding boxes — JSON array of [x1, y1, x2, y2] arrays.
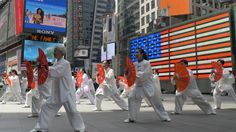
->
[[0, 94, 236, 132]]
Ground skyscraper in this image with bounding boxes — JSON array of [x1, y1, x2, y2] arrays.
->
[[67, 0, 95, 69], [90, 0, 115, 63], [117, 0, 140, 73]]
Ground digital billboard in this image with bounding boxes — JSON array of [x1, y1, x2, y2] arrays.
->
[[23, 0, 67, 36], [160, 0, 191, 16], [22, 40, 63, 63], [130, 12, 233, 80]]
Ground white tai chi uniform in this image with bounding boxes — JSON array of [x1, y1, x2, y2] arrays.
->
[[153, 73, 163, 100], [33, 58, 85, 132], [119, 80, 129, 98], [1, 75, 24, 104], [23, 70, 39, 108], [209, 73, 216, 95], [88, 78, 96, 96], [173, 69, 216, 114], [0, 79, 13, 103], [21, 76, 28, 98], [76, 73, 95, 104], [213, 69, 236, 109], [95, 67, 128, 110], [127, 60, 171, 121], [31, 78, 52, 115]]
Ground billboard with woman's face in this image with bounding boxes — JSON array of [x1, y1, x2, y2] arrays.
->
[[23, 0, 67, 36]]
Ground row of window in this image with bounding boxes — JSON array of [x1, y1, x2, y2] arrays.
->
[[141, 0, 156, 15], [141, 11, 156, 26]]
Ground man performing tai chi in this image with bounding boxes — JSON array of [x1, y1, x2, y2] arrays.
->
[[171, 59, 216, 115], [31, 46, 85, 132], [94, 60, 128, 111]]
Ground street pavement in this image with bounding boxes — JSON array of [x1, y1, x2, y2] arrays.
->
[[0, 94, 236, 132]]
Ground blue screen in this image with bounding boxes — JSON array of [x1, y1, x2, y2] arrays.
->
[[24, 0, 67, 35], [130, 32, 162, 62], [23, 40, 63, 63]]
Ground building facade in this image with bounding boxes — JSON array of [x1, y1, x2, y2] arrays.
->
[[146, 0, 223, 33], [67, 0, 95, 69], [90, 0, 115, 64], [117, 0, 139, 74]]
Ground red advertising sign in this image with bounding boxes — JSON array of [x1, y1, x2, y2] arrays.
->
[[15, 0, 24, 36]]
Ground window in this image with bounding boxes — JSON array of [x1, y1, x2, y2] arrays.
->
[[196, 7, 201, 16], [141, 6, 144, 15], [196, 0, 200, 4], [108, 18, 112, 32], [151, 12, 155, 20], [146, 14, 150, 23], [151, 0, 155, 9], [201, 9, 207, 15], [141, 17, 145, 26], [146, 3, 150, 12]]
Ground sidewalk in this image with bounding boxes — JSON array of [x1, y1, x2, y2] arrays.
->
[[0, 94, 236, 132]]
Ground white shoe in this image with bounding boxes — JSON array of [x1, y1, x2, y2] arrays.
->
[[55, 113, 62, 117], [161, 118, 171, 122], [30, 129, 48, 132], [92, 108, 102, 111], [123, 118, 136, 123], [22, 105, 30, 108], [170, 112, 180, 115], [214, 107, 221, 110], [1, 101, 6, 104], [27, 113, 39, 118]]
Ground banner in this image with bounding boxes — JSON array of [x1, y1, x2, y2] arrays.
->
[[15, 0, 24, 36]]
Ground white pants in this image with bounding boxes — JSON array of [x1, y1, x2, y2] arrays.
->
[[34, 96, 85, 131], [76, 87, 95, 104], [95, 86, 128, 110], [1, 88, 24, 103], [24, 90, 33, 106], [120, 88, 129, 98], [213, 87, 236, 109], [128, 88, 170, 121], [156, 84, 163, 100], [175, 88, 215, 114]]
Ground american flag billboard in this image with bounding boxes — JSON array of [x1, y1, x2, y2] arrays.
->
[[130, 12, 233, 80]]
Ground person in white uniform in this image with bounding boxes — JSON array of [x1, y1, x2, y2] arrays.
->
[[209, 70, 216, 96], [0, 72, 13, 104], [1, 70, 24, 104], [119, 79, 129, 98], [76, 68, 95, 105], [124, 48, 171, 123], [88, 74, 96, 96], [213, 59, 236, 109], [31, 45, 85, 132], [27, 76, 52, 117], [20, 71, 28, 98], [22, 67, 39, 108], [171, 60, 216, 115], [153, 69, 163, 100], [94, 60, 128, 111]]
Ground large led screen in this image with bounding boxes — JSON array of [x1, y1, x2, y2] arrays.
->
[[23, 0, 67, 35], [130, 12, 233, 80], [23, 40, 63, 63]]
